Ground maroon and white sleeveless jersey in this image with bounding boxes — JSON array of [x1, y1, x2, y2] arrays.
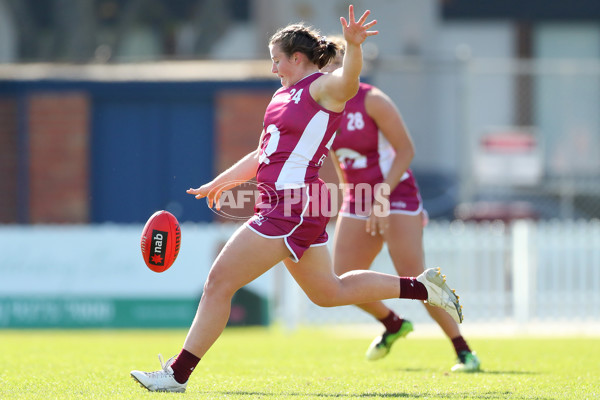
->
[[256, 72, 342, 190], [246, 72, 343, 262], [330, 82, 423, 217]]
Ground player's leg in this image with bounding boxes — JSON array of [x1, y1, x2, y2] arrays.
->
[[332, 215, 388, 317], [181, 225, 290, 357], [131, 224, 291, 391], [332, 215, 413, 360], [285, 244, 403, 307], [284, 242, 457, 311], [385, 212, 480, 372], [385, 213, 459, 333]]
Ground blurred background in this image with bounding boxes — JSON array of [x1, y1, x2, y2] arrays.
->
[[1, 0, 599, 333]]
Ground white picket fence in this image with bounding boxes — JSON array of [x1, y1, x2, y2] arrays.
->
[[279, 219, 600, 329]]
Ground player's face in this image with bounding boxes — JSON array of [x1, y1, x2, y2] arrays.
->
[[321, 53, 343, 73], [269, 44, 297, 87]]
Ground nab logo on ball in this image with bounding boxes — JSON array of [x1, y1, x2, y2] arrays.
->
[[149, 229, 168, 266], [141, 210, 181, 273]]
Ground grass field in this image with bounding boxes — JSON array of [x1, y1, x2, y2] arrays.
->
[[0, 327, 598, 399]]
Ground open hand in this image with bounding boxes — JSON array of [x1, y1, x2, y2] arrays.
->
[[366, 213, 389, 237], [340, 5, 378, 47], [187, 184, 223, 210]]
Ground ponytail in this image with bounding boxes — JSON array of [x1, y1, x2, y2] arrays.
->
[[270, 24, 340, 69]]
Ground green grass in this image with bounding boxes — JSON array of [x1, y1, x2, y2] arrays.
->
[[0, 327, 598, 399]]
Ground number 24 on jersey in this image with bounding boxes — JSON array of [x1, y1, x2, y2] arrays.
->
[[289, 88, 303, 104]]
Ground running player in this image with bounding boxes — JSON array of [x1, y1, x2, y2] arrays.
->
[[321, 37, 480, 372], [130, 6, 464, 392]]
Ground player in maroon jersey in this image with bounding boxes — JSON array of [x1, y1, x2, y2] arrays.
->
[[322, 37, 480, 372], [131, 6, 464, 392]]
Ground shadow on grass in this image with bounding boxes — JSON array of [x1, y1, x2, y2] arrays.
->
[[479, 370, 540, 375], [393, 367, 540, 375], [210, 390, 553, 399], [212, 393, 411, 398]]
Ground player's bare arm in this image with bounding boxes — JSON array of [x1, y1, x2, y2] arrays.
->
[[364, 89, 414, 236], [313, 5, 378, 110], [366, 88, 415, 193], [329, 150, 347, 185]]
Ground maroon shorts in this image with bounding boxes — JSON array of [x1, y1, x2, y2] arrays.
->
[[245, 179, 330, 262], [340, 176, 423, 218]]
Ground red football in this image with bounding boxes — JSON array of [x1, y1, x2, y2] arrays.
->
[[140, 210, 181, 273]]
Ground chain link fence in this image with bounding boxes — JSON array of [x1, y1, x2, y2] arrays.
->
[[459, 58, 600, 220], [371, 56, 600, 221]]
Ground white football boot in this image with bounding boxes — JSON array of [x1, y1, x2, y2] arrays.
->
[[416, 267, 463, 323], [131, 354, 187, 393]]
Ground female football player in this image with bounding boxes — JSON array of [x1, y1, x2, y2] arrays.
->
[[131, 6, 463, 392], [321, 37, 480, 372]]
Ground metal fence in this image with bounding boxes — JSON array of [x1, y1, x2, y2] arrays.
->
[[461, 58, 600, 220], [371, 57, 600, 221]]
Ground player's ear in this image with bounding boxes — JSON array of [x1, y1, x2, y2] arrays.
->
[[292, 52, 302, 64]]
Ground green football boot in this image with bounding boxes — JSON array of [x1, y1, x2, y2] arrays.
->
[[365, 320, 414, 361], [451, 351, 481, 372]]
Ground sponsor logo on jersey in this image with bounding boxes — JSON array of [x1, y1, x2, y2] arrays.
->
[[335, 148, 367, 169], [251, 214, 267, 226]]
